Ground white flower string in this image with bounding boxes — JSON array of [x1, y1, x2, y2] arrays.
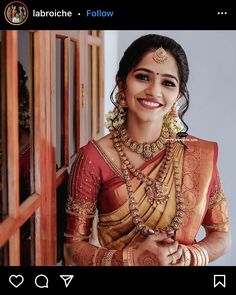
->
[[105, 106, 127, 131]]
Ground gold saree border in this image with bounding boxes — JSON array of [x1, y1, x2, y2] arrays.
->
[[176, 136, 216, 244]]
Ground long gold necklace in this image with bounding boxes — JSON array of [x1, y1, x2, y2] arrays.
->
[[112, 129, 184, 237], [119, 124, 170, 161]]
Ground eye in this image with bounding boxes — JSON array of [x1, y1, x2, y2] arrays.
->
[[135, 73, 149, 81], [162, 80, 176, 87]]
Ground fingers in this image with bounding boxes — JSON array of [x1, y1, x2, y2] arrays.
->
[[161, 238, 175, 244], [161, 241, 179, 265], [166, 241, 179, 255], [175, 245, 183, 260], [154, 241, 179, 266], [144, 232, 169, 245], [154, 231, 169, 242], [142, 234, 187, 266], [165, 244, 181, 265], [172, 254, 185, 266], [170, 245, 185, 266]]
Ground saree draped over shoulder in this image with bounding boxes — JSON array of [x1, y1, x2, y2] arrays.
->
[[65, 135, 229, 251]]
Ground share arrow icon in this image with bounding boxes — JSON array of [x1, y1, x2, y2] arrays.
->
[[60, 275, 74, 287]]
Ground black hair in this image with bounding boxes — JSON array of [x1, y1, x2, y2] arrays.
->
[[110, 34, 190, 134]]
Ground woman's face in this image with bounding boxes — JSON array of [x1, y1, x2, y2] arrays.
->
[[123, 51, 180, 124]]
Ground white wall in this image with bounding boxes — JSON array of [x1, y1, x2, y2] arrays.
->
[[104, 31, 119, 135], [104, 30, 236, 266]]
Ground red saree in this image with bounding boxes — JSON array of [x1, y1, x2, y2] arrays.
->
[[64, 135, 229, 265]]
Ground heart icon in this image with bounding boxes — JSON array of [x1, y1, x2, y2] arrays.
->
[[9, 275, 24, 288]]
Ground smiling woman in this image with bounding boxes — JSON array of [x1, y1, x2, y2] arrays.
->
[[64, 34, 231, 266], [123, 51, 180, 131]]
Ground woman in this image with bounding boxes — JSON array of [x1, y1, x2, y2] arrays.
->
[[64, 34, 231, 266]]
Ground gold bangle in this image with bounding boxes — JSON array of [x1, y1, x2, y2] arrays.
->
[[123, 248, 129, 266], [188, 246, 197, 266], [182, 245, 191, 266], [201, 245, 209, 265], [101, 250, 117, 266], [192, 244, 205, 266], [193, 245, 203, 266], [123, 247, 135, 266], [189, 244, 209, 266], [127, 247, 135, 266]]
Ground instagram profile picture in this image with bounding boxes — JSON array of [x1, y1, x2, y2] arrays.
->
[[4, 1, 29, 25]]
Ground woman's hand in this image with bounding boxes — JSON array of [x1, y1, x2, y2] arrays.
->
[[160, 237, 185, 266], [133, 232, 183, 266]]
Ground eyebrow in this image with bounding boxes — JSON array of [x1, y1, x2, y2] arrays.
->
[[133, 67, 179, 84]]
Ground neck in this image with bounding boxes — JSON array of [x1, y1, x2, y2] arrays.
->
[[126, 118, 163, 143]]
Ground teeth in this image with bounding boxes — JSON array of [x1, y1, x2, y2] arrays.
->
[[139, 99, 161, 107]]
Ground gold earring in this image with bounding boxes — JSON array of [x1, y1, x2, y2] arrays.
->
[[163, 103, 183, 134], [169, 103, 178, 118]]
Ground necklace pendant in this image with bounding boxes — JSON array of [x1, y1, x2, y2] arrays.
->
[[145, 185, 155, 204], [145, 182, 169, 205], [154, 182, 168, 200], [142, 143, 153, 161]]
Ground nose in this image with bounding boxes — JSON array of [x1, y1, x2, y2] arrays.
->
[[144, 80, 162, 99]]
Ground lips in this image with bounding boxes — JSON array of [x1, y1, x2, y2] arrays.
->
[[137, 98, 164, 109]]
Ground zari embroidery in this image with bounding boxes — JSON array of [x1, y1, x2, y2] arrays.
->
[[64, 232, 90, 241], [204, 222, 229, 230], [181, 141, 200, 222], [66, 195, 96, 217], [208, 189, 227, 209], [203, 189, 229, 232], [91, 140, 124, 179]]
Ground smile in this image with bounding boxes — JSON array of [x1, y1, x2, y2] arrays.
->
[[137, 98, 163, 109]]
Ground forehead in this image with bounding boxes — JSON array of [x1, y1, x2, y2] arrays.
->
[[133, 51, 179, 77]]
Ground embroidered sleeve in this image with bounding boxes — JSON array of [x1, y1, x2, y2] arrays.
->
[[65, 241, 123, 266], [202, 167, 229, 233], [64, 147, 123, 266], [65, 149, 100, 243]]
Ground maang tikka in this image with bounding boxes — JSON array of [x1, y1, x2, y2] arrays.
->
[[152, 47, 168, 64]]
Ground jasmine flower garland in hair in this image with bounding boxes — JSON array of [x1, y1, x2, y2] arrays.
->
[[105, 106, 127, 131]]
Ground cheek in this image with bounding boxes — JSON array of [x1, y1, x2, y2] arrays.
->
[[165, 90, 179, 105], [167, 96, 177, 105], [125, 79, 145, 98]]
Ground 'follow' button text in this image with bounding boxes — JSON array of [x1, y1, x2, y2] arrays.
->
[[86, 10, 114, 17]]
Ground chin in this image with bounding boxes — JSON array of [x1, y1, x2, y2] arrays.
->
[[137, 114, 162, 124]]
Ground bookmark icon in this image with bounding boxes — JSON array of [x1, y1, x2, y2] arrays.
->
[[214, 275, 226, 288], [60, 275, 74, 288]]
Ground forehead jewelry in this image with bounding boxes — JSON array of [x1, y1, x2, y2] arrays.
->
[[152, 47, 168, 63]]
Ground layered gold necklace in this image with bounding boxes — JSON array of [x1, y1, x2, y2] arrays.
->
[[112, 127, 184, 237], [119, 124, 170, 161]]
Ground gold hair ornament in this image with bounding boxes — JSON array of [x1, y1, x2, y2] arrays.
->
[[152, 47, 168, 64]]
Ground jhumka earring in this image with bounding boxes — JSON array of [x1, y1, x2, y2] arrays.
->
[[152, 47, 168, 64], [163, 103, 184, 134]]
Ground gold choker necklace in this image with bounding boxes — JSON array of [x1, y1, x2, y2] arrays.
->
[[119, 124, 170, 161]]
